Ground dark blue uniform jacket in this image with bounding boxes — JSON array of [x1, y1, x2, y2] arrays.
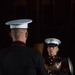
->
[[0, 41, 47, 75]]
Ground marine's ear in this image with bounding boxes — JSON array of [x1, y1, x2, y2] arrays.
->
[[25, 31, 28, 38]]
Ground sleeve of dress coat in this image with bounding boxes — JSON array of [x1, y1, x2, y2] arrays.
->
[[0, 51, 4, 75], [0, 66, 3, 75], [0, 49, 8, 75], [0, 66, 2, 75], [36, 53, 48, 75]]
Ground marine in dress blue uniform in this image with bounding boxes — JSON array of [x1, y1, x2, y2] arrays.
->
[[0, 19, 47, 75], [44, 38, 73, 75]]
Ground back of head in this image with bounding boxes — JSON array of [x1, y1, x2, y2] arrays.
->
[[5, 19, 32, 42], [10, 28, 27, 40]]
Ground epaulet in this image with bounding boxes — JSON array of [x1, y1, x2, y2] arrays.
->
[[55, 56, 63, 62], [57, 56, 63, 59]]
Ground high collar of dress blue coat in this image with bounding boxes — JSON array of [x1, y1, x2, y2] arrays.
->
[[11, 41, 26, 46]]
